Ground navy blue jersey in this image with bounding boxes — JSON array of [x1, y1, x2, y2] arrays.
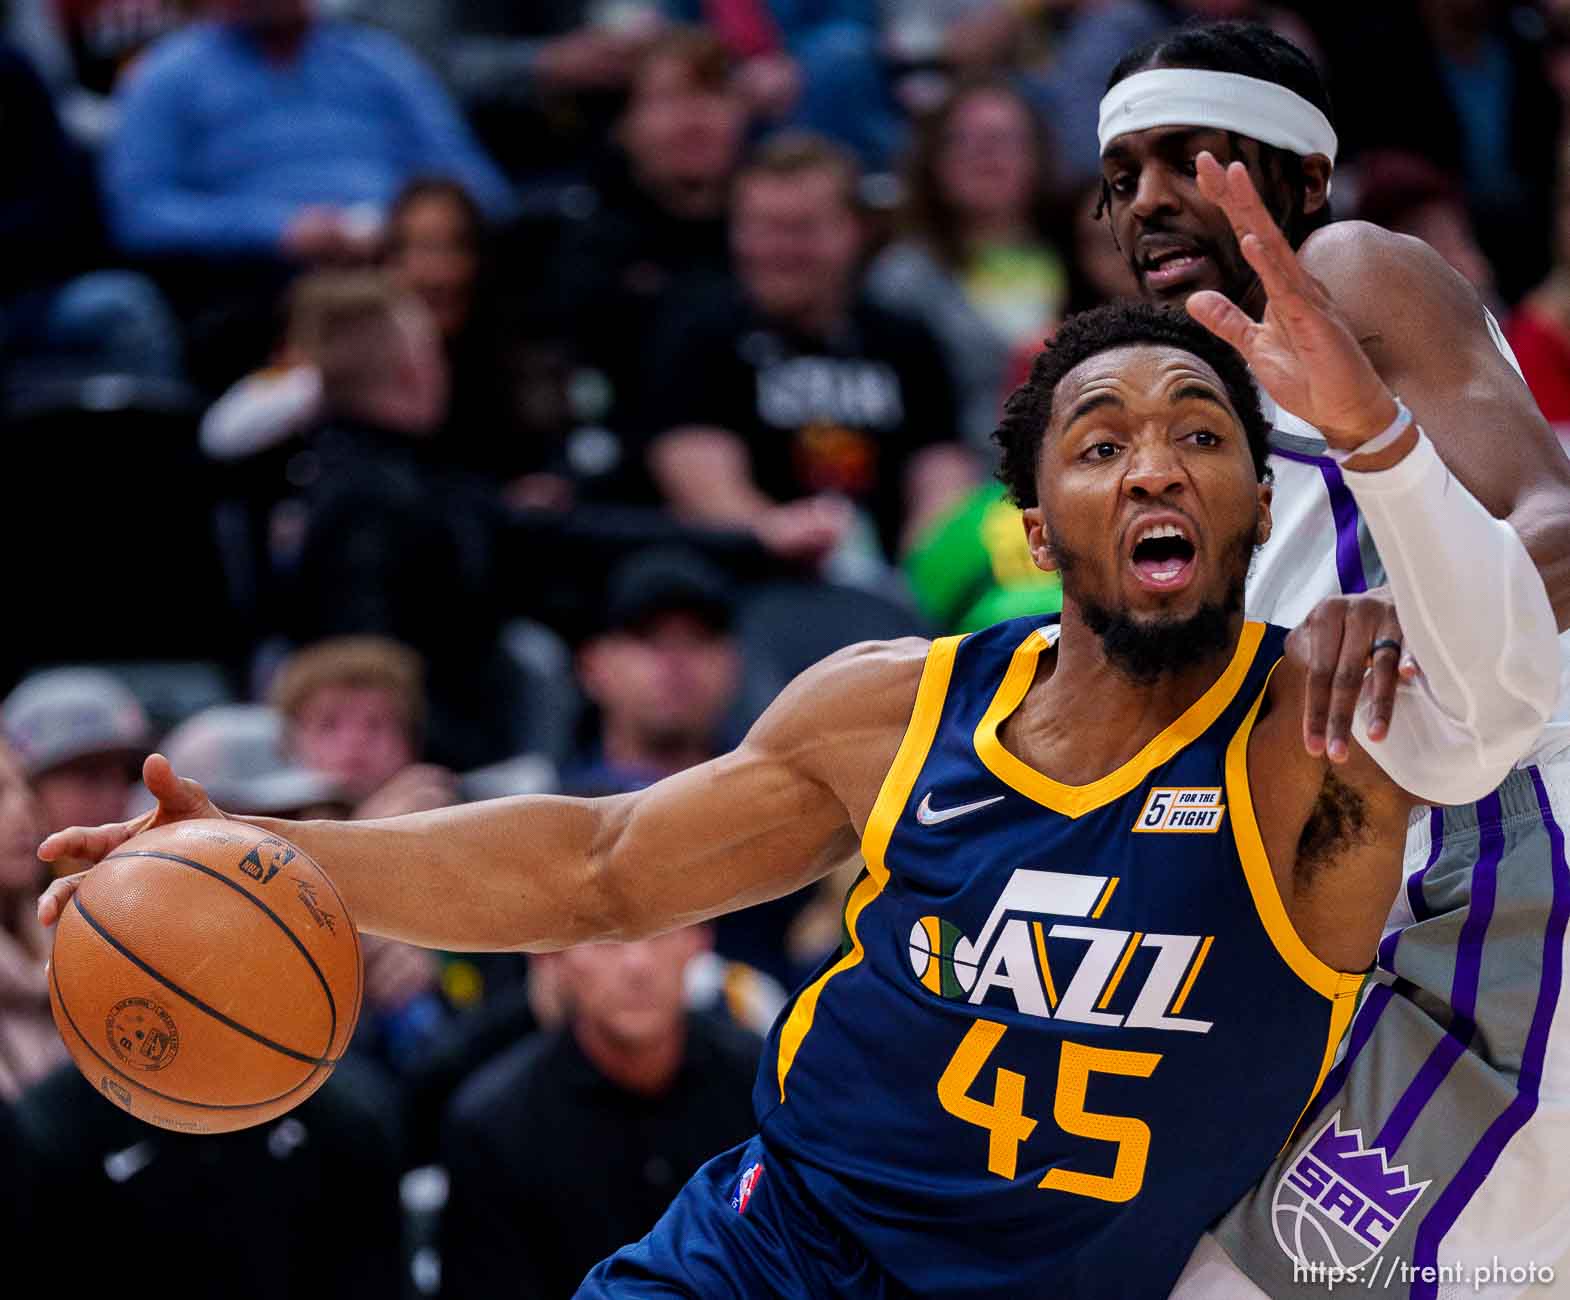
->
[[754, 616, 1365, 1298]]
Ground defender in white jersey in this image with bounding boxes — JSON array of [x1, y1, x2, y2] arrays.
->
[[1093, 21, 1570, 1300]]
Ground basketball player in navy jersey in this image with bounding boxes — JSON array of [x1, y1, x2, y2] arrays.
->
[[1092, 22, 1570, 1297], [36, 247, 1558, 1292]]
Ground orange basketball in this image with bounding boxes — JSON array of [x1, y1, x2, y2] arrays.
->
[[48, 818, 362, 1134]]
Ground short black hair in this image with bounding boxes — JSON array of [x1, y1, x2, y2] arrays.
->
[[1104, 20, 1334, 246], [994, 301, 1271, 509]]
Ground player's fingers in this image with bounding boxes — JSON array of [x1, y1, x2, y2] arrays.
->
[[37, 872, 87, 928], [1197, 154, 1299, 274], [37, 819, 138, 870], [1237, 232, 1308, 316], [1301, 607, 1342, 758], [1186, 290, 1255, 352], [1222, 160, 1304, 272], [1323, 603, 1386, 763], [142, 753, 216, 819], [1362, 610, 1405, 743]]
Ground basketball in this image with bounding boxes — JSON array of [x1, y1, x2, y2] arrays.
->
[[47, 819, 363, 1134]]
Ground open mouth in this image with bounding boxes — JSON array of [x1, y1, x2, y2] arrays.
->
[[1129, 522, 1197, 590], [1139, 245, 1210, 293]]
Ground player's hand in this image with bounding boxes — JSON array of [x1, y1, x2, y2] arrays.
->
[[1184, 153, 1405, 453], [36, 754, 223, 928], [1294, 589, 1418, 763]]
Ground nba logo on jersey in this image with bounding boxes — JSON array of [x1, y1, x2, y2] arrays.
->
[[1132, 787, 1226, 833], [1271, 1113, 1430, 1274], [731, 1161, 763, 1214]]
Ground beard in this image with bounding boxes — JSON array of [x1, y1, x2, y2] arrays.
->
[[1055, 525, 1257, 685]]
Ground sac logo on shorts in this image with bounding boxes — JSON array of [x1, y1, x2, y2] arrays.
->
[[1272, 1112, 1430, 1273], [731, 1161, 763, 1215], [907, 867, 1215, 1032], [1132, 787, 1226, 833]]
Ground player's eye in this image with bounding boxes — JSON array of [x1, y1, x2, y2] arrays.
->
[[1178, 156, 1199, 178], [1083, 441, 1120, 461], [1188, 429, 1221, 447], [1107, 173, 1135, 198]]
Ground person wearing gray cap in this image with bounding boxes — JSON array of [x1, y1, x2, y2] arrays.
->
[[1, 668, 151, 839], [154, 704, 348, 818]]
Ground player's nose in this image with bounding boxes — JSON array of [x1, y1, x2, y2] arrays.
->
[[1122, 440, 1185, 499], [1129, 166, 1183, 222]]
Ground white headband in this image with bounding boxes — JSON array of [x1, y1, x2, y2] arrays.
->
[[1098, 68, 1337, 163]]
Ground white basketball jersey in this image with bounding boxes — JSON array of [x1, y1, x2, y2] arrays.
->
[[1243, 310, 1570, 769]]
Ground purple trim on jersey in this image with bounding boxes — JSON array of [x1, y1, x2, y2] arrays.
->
[[1386, 809, 1449, 972], [1295, 981, 1396, 1139], [1373, 794, 1503, 1154], [1409, 771, 1570, 1300], [1271, 447, 1368, 594], [1406, 808, 1446, 924]]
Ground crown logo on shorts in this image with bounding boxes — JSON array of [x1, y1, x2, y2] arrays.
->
[[1306, 1115, 1429, 1221]]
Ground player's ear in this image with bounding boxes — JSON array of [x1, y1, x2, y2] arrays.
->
[[1255, 482, 1273, 548], [1021, 506, 1060, 574], [1301, 156, 1332, 216]]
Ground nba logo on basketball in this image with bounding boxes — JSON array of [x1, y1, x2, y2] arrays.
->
[[731, 1162, 763, 1215], [1272, 1113, 1430, 1273]]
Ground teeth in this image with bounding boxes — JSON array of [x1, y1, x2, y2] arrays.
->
[[1136, 523, 1186, 545]]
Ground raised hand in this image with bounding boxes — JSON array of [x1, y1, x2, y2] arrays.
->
[[36, 753, 224, 927], [1184, 153, 1402, 453]]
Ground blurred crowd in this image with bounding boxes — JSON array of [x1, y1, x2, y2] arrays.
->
[[2, 0, 1569, 1295]]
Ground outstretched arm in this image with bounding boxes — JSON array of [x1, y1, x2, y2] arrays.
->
[[40, 641, 928, 950], [1188, 153, 1559, 806]]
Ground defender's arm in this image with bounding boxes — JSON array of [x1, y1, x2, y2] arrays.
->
[[1303, 222, 1570, 628]]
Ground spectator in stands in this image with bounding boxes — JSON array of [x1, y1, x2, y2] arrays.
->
[[1507, 135, 1570, 446], [103, 0, 513, 385], [663, 0, 902, 166], [333, 0, 663, 179], [271, 635, 457, 815], [1060, 176, 1139, 315], [19, 1054, 405, 1299], [0, 41, 182, 392], [0, 742, 64, 1101], [281, 271, 540, 773], [880, 0, 1047, 77], [1354, 149, 1500, 309], [440, 925, 759, 1300], [544, 27, 747, 462], [198, 175, 537, 478], [157, 703, 348, 818], [565, 548, 742, 795], [867, 76, 1067, 448], [106, 0, 513, 265], [1318, 0, 1561, 304], [646, 133, 974, 574], [1, 669, 151, 839]]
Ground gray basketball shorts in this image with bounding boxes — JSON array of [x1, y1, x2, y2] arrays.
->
[[1210, 764, 1570, 1300]]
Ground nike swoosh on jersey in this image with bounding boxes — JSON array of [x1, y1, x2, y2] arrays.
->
[[915, 792, 1006, 826]]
